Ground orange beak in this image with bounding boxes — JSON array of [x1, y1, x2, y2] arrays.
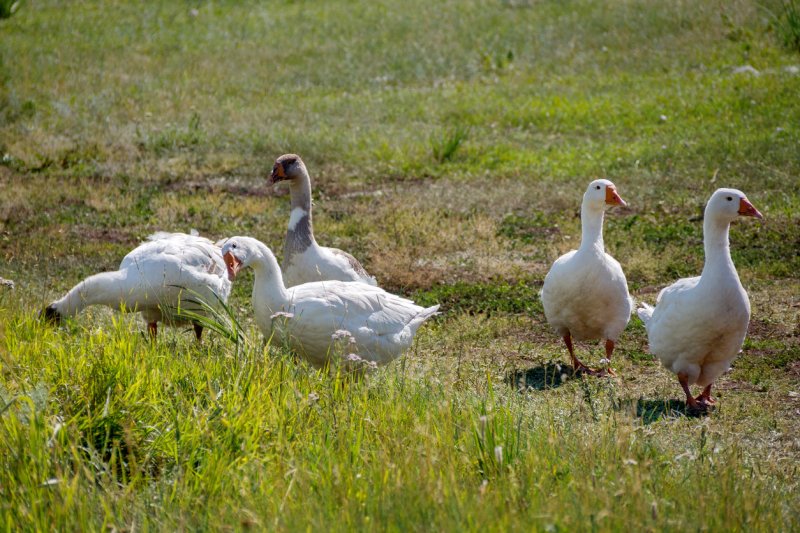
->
[[269, 162, 287, 184], [738, 197, 763, 219], [223, 251, 242, 281], [605, 186, 627, 207]]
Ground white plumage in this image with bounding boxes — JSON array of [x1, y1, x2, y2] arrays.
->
[[221, 236, 437, 369], [541, 179, 632, 375], [44, 232, 231, 338], [283, 245, 377, 289], [637, 188, 763, 410]]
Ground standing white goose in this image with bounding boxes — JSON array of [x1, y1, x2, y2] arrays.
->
[[269, 154, 377, 287], [637, 188, 763, 410], [541, 179, 632, 375], [220, 236, 438, 369], [43, 232, 232, 339]]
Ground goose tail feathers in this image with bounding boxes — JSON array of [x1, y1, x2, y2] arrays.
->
[[408, 304, 440, 331], [637, 303, 654, 326]]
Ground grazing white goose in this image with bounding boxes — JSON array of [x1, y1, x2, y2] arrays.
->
[[637, 188, 763, 410], [220, 236, 438, 369], [43, 232, 232, 339], [541, 179, 632, 375], [269, 154, 377, 287]]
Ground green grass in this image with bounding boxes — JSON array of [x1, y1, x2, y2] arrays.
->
[[1, 306, 798, 530], [772, 0, 800, 52], [431, 125, 471, 163], [1, 0, 799, 530], [0, 0, 19, 19]]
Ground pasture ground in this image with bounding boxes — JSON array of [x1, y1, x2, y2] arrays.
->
[[1, 0, 799, 530]]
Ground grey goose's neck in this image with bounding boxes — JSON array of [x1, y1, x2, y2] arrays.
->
[[284, 169, 317, 262]]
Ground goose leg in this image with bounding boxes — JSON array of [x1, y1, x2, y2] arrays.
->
[[695, 384, 716, 407], [563, 333, 595, 375], [678, 372, 702, 412], [193, 323, 203, 342], [147, 322, 158, 339], [601, 339, 617, 377]]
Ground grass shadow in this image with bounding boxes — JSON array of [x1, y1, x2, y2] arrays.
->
[[617, 398, 712, 424], [506, 362, 574, 391]]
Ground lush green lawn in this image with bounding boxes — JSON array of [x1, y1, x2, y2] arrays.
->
[[1, 0, 799, 530]]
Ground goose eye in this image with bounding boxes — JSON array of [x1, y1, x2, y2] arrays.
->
[[726, 196, 732, 201]]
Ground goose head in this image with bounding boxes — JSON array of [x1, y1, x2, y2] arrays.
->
[[41, 304, 63, 325], [269, 154, 307, 185], [583, 179, 626, 210], [220, 236, 265, 281], [705, 188, 763, 223]]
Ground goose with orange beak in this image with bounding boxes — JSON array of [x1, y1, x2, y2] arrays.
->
[[638, 188, 763, 412], [541, 179, 633, 376], [220, 236, 438, 369], [223, 247, 242, 281]]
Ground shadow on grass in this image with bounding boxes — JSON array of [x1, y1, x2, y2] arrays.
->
[[506, 362, 575, 391], [617, 398, 712, 424]]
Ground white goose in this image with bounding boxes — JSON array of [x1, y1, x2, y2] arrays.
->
[[637, 188, 763, 410], [43, 232, 232, 339], [541, 179, 632, 375], [220, 236, 438, 369], [269, 154, 377, 287]]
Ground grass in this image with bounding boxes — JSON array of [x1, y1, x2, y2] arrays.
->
[[772, 0, 800, 52], [0, 0, 19, 19], [1, 0, 799, 529], [431, 125, 470, 163]]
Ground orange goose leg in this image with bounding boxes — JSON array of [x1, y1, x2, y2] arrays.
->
[[564, 333, 597, 375], [678, 372, 703, 411], [602, 339, 617, 377], [695, 384, 716, 407]]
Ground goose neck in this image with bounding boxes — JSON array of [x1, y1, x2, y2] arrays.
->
[[52, 286, 87, 317], [249, 243, 290, 305], [52, 271, 126, 317], [286, 169, 316, 246], [700, 216, 736, 280], [578, 203, 605, 253]]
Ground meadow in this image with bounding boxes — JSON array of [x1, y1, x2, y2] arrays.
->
[[1, 0, 799, 529]]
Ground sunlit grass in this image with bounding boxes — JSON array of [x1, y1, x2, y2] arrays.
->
[[0, 297, 797, 530], [1, 0, 799, 529]]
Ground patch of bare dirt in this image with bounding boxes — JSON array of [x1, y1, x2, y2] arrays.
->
[[788, 361, 800, 380], [72, 226, 135, 245], [635, 285, 663, 295], [747, 319, 780, 339], [164, 176, 274, 197]]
